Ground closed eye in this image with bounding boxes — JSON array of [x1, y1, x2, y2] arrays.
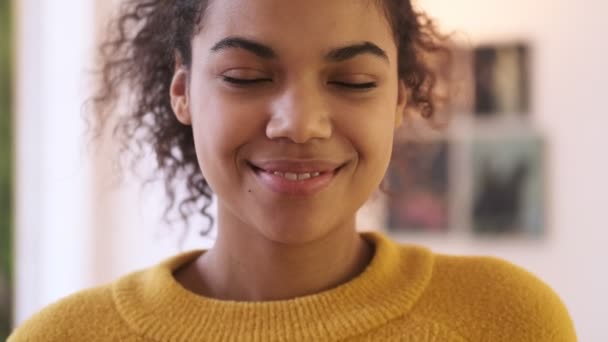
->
[[222, 76, 273, 85], [329, 81, 377, 89], [221, 77, 376, 89]]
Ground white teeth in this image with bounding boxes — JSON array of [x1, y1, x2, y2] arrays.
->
[[284, 172, 298, 181], [298, 173, 311, 180], [269, 171, 323, 180]]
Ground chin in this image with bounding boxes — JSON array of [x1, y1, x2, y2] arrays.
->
[[256, 219, 337, 246]]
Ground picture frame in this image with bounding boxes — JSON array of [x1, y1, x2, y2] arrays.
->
[[468, 130, 545, 237], [385, 141, 451, 233]]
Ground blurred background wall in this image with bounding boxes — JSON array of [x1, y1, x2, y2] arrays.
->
[[12, 0, 95, 336], [5, 0, 608, 341]]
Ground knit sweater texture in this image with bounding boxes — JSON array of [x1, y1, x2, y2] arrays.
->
[[9, 232, 576, 341]]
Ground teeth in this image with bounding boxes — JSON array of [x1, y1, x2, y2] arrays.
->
[[298, 173, 311, 180], [284, 172, 298, 181], [270, 171, 323, 180]]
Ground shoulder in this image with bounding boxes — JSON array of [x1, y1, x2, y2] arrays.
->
[[8, 251, 199, 342], [8, 280, 137, 341], [416, 253, 577, 341]]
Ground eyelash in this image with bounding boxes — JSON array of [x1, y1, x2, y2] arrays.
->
[[330, 81, 377, 89], [222, 76, 272, 85], [222, 76, 377, 89]]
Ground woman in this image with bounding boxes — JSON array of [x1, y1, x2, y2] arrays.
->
[[10, 0, 576, 340]]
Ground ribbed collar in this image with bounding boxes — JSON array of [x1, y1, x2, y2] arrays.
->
[[113, 231, 434, 341]]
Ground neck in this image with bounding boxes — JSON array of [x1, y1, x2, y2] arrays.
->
[[175, 215, 373, 302]]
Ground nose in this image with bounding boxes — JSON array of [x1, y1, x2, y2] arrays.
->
[[265, 81, 332, 143]]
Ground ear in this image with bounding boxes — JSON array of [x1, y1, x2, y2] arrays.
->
[[394, 79, 407, 129], [170, 53, 192, 125]]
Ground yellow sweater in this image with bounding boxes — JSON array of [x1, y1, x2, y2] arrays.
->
[[9, 232, 576, 341]]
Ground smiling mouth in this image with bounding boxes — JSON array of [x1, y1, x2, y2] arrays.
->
[[248, 163, 340, 180], [263, 170, 323, 181], [247, 161, 346, 195]]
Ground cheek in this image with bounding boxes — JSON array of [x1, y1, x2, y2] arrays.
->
[[190, 81, 244, 148], [341, 101, 396, 164], [362, 120, 395, 181], [350, 106, 397, 191], [188, 85, 265, 181]]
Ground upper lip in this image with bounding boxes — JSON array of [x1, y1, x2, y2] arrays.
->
[[249, 160, 345, 173]]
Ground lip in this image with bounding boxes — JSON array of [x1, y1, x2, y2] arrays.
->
[[251, 160, 343, 173], [248, 160, 345, 196]]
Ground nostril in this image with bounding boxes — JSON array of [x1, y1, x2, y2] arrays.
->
[[265, 103, 332, 143]]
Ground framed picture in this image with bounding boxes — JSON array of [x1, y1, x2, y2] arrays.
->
[[469, 133, 545, 237], [474, 42, 530, 117], [435, 45, 475, 117], [385, 141, 450, 233]]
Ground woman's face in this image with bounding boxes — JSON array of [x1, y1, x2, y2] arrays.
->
[[171, 0, 406, 244]]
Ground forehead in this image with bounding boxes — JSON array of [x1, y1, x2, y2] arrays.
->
[[197, 0, 396, 59]]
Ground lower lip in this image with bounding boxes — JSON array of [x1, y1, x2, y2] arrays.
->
[[251, 166, 339, 196]]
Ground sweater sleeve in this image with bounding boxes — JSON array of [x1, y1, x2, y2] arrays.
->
[[416, 255, 577, 342], [8, 285, 139, 342]]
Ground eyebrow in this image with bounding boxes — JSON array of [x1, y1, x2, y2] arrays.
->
[[211, 37, 277, 59], [325, 42, 388, 63], [210, 37, 388, 63]]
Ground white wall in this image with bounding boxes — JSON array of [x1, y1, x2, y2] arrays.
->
[[13, 0, 95, 325]]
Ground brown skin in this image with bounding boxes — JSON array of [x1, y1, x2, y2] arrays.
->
[[171, 0, 406, 301]]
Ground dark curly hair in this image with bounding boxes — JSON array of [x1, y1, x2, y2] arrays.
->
[[91, 0, 448, 236]]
